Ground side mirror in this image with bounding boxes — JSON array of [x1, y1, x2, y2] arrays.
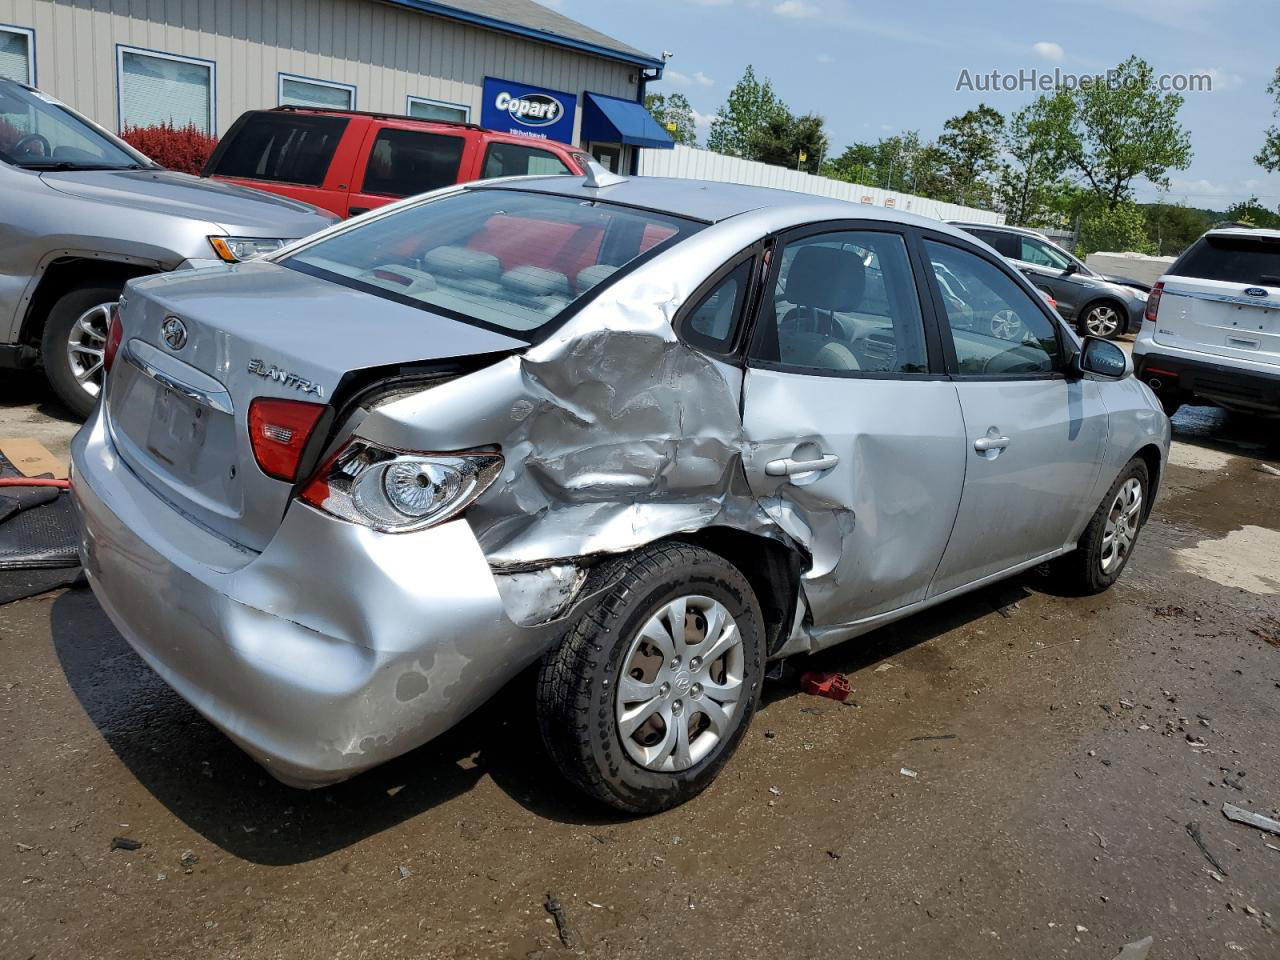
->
[[1077, 336, 1132, 380], [1062, 261, 1079, 276]]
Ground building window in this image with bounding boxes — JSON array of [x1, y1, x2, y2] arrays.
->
[[279, 74, 355, 110], [0, 25, 35, 84], [117, 47, 214, 134], [407, 96, 469, 124]]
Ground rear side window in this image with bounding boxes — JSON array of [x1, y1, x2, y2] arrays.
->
[[481, 142, 572, 179], [1173, 235, 1280, 286], [680, 259, 753, 354], [210, 112, 347, 186], [363, 128, 464, 198]]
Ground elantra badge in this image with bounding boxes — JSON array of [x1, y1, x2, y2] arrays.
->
[[247, 358, 324, 397]]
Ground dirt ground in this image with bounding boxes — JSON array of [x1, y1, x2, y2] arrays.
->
[[1, 369, 1278, 960]]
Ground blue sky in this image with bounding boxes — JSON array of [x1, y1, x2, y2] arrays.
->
[[548, 0, 1280, 210]]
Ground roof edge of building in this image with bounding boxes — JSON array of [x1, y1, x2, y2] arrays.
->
[[382, 0, 666, 71]]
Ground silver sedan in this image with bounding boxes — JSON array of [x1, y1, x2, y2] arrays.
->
[[71, 170, 1170, 812]]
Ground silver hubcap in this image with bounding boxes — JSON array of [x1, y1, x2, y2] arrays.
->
[[615, 595, 745, 773], [990, 309, 1025, 341], [1101, 477, 1143, 574], [66, 302, 113, 398], [1086, 306, 1120, 338]]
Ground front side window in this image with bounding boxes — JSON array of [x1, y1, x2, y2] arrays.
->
[[1020, 236, 1073, 270], [362, 128, 465, 198], [408, 97, 469, 124], [925, 239, 1061, 376], [0, 78, 146, 169], [1173, 234, 1280, 286], [279, 75, 354, 110], [118, 48, 213, 135], [481, 142, 572, 179], [209, 112, 347, 185], [284, 188, 699, 337], [0, 26, 34, 84], [751, 230, 928, 375]]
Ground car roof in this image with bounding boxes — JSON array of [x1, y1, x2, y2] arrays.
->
[[1203, 226, 1280, 240], [948, 220, 1048, 240], [483, 174, 975, 233]]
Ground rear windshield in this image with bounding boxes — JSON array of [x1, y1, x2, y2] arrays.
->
[[209, 112, 348, 186], [1173, 234, 1280, 286], [282, 188, 698, 338]]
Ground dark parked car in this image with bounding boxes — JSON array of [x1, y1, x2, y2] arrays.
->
[[950, 222, 1149, 340]]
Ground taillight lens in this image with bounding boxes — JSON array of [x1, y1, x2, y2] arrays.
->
[[248, 398, 326, 482], [300, 440, 502, 533], [103, 303, 123, 375], [1144, 282, 1163, 324]]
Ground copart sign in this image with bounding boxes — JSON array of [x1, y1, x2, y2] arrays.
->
[[481, 77, 577, 144]]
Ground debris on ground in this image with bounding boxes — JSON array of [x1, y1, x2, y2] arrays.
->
[[873, 662, 898, 674], [799, 671, 851, 701], [1254, 462, 1280, 477], [1090, 829, 1107, 849], [397, 864, 412, 880], [544, 893, 579, 949], [768, 786, 782, 796], [1110, 936, 1154, 960], [1222, 802, 1280, 837], [179, 849, 198, 874], [910, 734, 957, 742], [109, 836, 142, 852], [899, 768, 918, 779], [1248, 617, 1280, 647], [1185, 822, 1227, 874]]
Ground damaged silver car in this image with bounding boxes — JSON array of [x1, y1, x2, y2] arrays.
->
[[71, 170, 1170, 812]]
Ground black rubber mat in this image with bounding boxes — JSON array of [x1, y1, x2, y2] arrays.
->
[[0, 491, 80, 569]]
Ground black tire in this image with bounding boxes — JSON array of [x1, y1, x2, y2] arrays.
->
[[536, 541, 766, 814], [1051, 457, 1150, 595], [1076, 300, 1126, 340], [40, 285, 123, 419]]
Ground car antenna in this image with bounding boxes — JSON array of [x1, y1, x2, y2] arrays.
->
[[582, 158, 627, 189]]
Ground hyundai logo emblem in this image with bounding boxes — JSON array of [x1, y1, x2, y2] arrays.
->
[[1244, 287, 1268, 298], [161, 316, 188, 350]]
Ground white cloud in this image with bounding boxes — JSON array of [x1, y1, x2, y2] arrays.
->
[[816, 53, 834, 64], [1032, 41, 1065, 62], [691, 108, 716, 141], [773, 0, 818, 17], [664, 70, 713, 87], [1194, 67, 1244, 92]]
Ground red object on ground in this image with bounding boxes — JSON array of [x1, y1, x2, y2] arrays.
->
[[0, 477, 70, 489], [800, 671, 851, 701]]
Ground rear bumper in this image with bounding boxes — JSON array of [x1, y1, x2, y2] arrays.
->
[[1133, 337, 1280, 414], [70, 405, 555, 787]]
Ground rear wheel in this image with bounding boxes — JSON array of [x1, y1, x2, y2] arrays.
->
[[1051, 457, 1149, 595], [536, 542, 765, 813], [40, 285, 123, 419]]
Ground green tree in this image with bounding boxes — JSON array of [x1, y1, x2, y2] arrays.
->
[[748, 112, 829, 173], [706, 65, 788, 158], [1077, 200, 1154, 256], [1224, 196, 1280, 229], [1255, 67, 1280, 172], [996, 98, 1071, 225], [822, 132, 946, 194], [935, 104, 1005, 207], [1046, 55, 1193, 209], [1141, 202, 1217, 256], [644, 92, 698, 147]]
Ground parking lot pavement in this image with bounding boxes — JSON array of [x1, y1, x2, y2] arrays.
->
[[0, 369, 79, 463], [1, 399, 1278, 960]]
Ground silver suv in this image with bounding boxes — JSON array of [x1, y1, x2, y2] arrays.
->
[[0, 78, 338, 416], [1134, 227, 1280, 417]]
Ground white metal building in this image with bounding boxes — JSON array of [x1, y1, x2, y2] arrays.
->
[[0, 0, 672, 171]]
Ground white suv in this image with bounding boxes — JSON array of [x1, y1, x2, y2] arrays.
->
[[1134, 227, 1280, 417]]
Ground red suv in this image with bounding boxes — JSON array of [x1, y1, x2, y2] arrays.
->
[[204, 107, 590, 219]]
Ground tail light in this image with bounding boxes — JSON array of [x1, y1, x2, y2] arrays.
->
[[248, 398, 326, 482], [103, 303, 123, 375], [300, 439, 502, 533], [1144, 282, 1163, 324]]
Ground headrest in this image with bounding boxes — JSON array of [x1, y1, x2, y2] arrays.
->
[[423, 245, 501, 282], [784, 245, 866, 311], [576, 264, 618, 292]]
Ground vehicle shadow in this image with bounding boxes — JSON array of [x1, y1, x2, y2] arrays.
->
[[1167, 404, 1278, 461], [49, 572, 1036, 865], [0, 367, 78, 424]]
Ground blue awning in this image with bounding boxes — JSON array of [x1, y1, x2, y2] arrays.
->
[[581, 92, 675, 150]]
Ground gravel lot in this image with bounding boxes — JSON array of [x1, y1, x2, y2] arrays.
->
[[2, 366, 1277, 959]]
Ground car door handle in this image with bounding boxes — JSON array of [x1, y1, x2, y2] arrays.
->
[[765, 453, 840, 477], [973, 436, 1010, 452]]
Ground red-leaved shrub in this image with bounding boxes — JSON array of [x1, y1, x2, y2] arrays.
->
[[120, 122, 219, 175]]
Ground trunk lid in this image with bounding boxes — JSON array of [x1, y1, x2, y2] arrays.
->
[[1153, 232, 1280, 367], [105, 261, 524, 551]]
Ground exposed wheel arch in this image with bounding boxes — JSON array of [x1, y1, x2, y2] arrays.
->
[[1134, 443, 1163, 519], [19, 257, 162, 347]]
